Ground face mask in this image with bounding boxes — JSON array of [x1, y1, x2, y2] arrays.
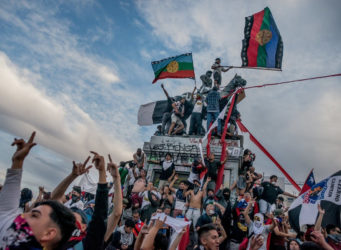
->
[[64, 220, 87, 248], [208, 209, 215, 215], [72, 194, 80, 203], [278, 204, 283, 209], [193, 186, 200, 194], [208, 195, 214, 199], [2, 214, 42, 249], [223, 193, 230, 200]]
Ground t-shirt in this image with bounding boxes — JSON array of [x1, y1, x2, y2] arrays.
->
[[260, 182, 284, 204], [159, 160, 175, 180], [204, 159, 220, 181], [172, 101, 184, 117], [127, 168, 136, 186], [140, 191, 150, 209], [212, 63, 222, 75], [192, 99, 205, 113], [247, 223, 271, 250], [174, 189, 187, 211]]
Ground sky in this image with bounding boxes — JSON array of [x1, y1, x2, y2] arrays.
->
[[0, 0, 340, 195]]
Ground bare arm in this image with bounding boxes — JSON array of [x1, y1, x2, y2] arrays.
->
[[148, 159, 160, 164], [134, 220, 150, 250], [314, 204, 325, 232], [104, 155, 122, 242], [161, 83, 170, 99], [51, 157, 91, 201], [169, 174, 178, 193], [215, 218, 227, 243], [214, 201, 226, 215], [141, 217, 167, 250], [282, 191, 297, 198], [169, 228, 187, 250], [202, 177, 211, 198], [242, 200, 254, 226]]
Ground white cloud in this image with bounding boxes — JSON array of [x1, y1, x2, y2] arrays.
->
[[0, 52, 132, 162]]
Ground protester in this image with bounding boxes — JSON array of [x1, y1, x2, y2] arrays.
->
[[211, 58, 231, 87], [259, 175, 297, 217], [168, 96, 186, 136], [148, 152, 175, 188], [0, 132, 76, 249], [189, 93, 206, 135], [133, 148, 146, 169], [205, 86, 222, 137], [199, 70, 213, 94]]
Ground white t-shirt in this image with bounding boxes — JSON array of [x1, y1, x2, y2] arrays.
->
[[128, 168, 136, 186], [192, 99, 205, 113], [64, 199, 84, 210], [247, 222, 271, 250], [140, 191, 150, 209], [212, 63, 222, 75]]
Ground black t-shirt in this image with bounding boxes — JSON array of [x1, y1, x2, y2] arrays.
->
[[159, 160, 175, 180], [230, 209, 248, 243], [196, 213, 213, 228], [204, 159, 220, 181], [260, 182, 284, 204]]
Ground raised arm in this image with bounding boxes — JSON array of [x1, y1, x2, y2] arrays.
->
[[161, 83, 170, 99], [242, 200, 254, 226], [51, 156, 91, 201], [0, 132, 36, 216], [104, 155, 122, 242], [215, 217, 227, 244], [141, 217, 167, 250], [83, 151, 109, 250], [190, 86, 197, 101], [220, 152, 228, 165], [214, 201, 226, 215], [169, 227, 187, 250], [202, 177, 211, 198], [314, 203, 325, 232], [169, 174, 178, 193]]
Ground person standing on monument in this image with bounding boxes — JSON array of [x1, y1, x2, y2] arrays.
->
[[148, 152, 175, 188], [205, 86, 222, 137], [211, 58, 231, 88], [160, 83, 174, 135]]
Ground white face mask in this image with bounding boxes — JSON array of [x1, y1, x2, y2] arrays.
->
[[208, 209, 215, 215]]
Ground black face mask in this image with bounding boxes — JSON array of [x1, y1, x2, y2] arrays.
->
[[193, 186, 200, 194], [208, 195, 214, 200], [223, 193, 230, 200], [71, 194, 80, 203]]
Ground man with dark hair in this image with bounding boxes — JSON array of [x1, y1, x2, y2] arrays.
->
[[259, 175, 296, 216], [169, 175, 189, 217], [0, 132, 76, 249], [211, 58, 231, 87], [108, 219, 135, 250], [205, 86, 222, 137], [195, 224, 222, 250], [64, 185, 84, 210], [132, 209, 144, 237], [148, 153, 175, 188], [326, 224, 341, 235]]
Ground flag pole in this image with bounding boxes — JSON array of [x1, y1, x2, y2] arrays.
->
[[221, 66, 282, 72]]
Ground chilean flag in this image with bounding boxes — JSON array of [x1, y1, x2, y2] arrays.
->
[[299, 169, 315, 196]]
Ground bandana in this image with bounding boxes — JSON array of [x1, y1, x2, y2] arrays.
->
[[162, 160, 173, 171], [253, 213, 265, 235], [63, 220, 87, 249], [2, 214, 42, 249]]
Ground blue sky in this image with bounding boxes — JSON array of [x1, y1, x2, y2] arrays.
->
[[0, 0, 340, 194]]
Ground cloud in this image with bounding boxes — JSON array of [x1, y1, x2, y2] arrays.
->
[[0, 1, 120, 86], [0, 52, 132, 162]]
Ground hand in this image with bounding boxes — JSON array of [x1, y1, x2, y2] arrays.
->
[[215, 217, 221, 226], [72, 156, 92, 177], [155, 216, 167, 229], [317, 203, 325, 214], [90, 151, 105, 171], [174, 174, 179, 180], [249, 234, 264, 250], [11, 131, 37, 164], [311, 231, 327, 246], [140, 220, 150, 234], [207, 177, 211, 182], [107, 154, 119, 179]]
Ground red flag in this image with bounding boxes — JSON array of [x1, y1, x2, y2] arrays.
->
[[178, 218, 190, 250]]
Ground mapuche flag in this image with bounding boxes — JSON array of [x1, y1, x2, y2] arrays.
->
[[241, 7, 283, 69], [151, 53, 195, 83]]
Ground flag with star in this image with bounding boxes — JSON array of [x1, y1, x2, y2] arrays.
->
[[151, 53, 195, 83]]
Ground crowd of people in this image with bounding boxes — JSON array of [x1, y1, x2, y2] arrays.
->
[[157, 58, 242, 147], [0, 131, 340, 250]]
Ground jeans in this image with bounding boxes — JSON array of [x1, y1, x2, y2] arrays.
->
[[189, 112, 202, 135], [161, 112, 171, 134], [207, 112, 221, 134], [186, 207, 201, 227], [259, 199, 272, 214]]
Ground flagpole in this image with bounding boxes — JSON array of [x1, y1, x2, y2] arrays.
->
[[221, 66, 282, 72]]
